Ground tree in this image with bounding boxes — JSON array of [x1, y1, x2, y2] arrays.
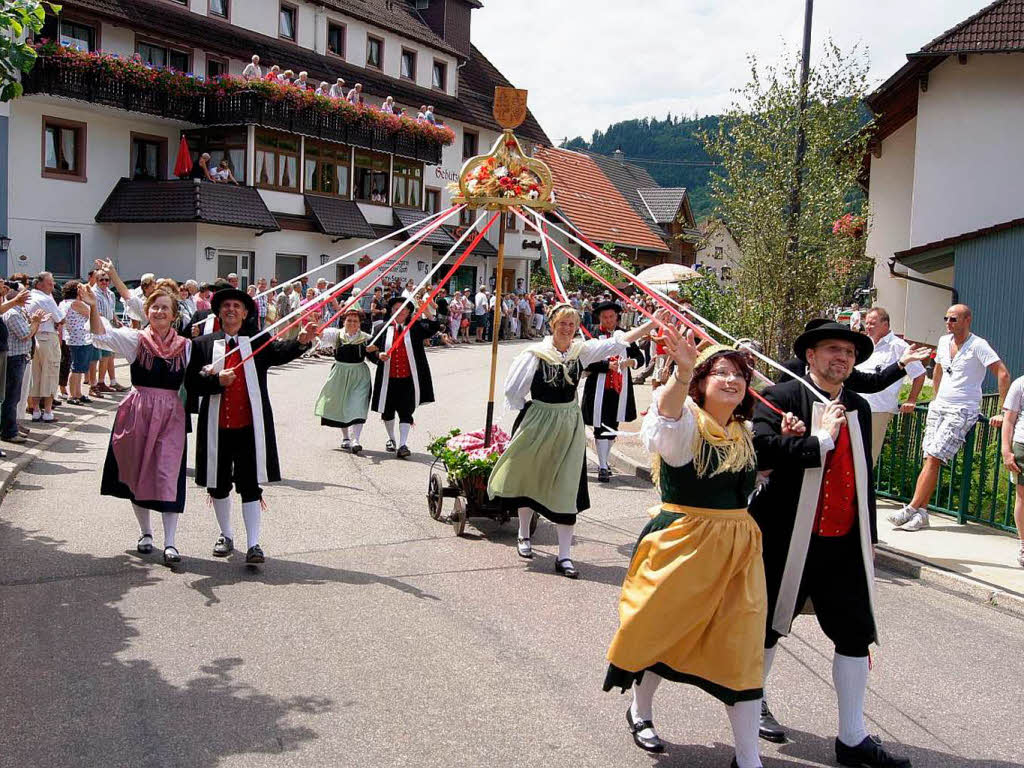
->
[[701, 41, 873, 357], [678, 268, 738, 331], [562, 242, 634, 294], [1, 1, 59, 102]]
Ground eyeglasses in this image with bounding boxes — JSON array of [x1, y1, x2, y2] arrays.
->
[[709, 369, 743, 382], [943, 316, 960, 323], [98, 278, 110, 283]]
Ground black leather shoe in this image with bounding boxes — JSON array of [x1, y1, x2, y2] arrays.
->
[[516, 538, 533, 559], [625, 707, 665, 753], [555, 558, 579, 579], [245, 545, 265, 564], [351, 441, 363, 455], [137, 534, 154, 554], [162, 546, 181, 565], [836, 736, 911, 767], [212, 536, 234, 557], [397, 445, 411, 459], [759, 699, 786, 743], [385, 439, 396, 452], [597, 467, 611, 482]]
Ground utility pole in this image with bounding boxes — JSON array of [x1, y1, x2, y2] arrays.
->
[[786, 0, 814, 259]]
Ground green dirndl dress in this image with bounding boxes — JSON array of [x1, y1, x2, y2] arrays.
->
[[487, 356, 589, 525], [314, 334, 371, 428]]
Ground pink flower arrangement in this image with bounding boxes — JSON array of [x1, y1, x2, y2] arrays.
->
[[832, 213, 866, 239], [445, 427, 510, 457]]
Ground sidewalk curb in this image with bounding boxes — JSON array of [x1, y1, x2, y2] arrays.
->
[[0, 401, 116, 504], [587, 434, 1024, 618]]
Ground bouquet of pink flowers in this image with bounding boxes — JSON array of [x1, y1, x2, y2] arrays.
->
[[428, 427, 510, 480]]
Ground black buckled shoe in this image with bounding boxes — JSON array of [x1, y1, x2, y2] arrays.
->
[[555, 558, 579, 579], [759, 699, 786, 743], [245, 545, 265, 564], [836, 736, 911, 767], [385, 439, 396, 452], [516, 538, 533, 559], [212, 536, 234, 557], [162, 546, 181, 566], [396, 445, 411, 459], [625, 707, 665, 753], [597, 467, 611, 482], [137, 534, 154, 554], [351, 441, 363, 455]]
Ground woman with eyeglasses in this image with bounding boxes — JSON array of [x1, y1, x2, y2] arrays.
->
[[604, 329, 805, 767]]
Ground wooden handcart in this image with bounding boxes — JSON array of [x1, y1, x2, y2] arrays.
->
[[426, 457, 539, 537]]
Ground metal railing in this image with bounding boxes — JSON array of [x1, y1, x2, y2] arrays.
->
[[874, 398, 1018, 533]]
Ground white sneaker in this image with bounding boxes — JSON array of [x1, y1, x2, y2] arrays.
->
[[887, 505, 915, 527], [899, 510, 930, 532], [41, 412, 55, 423], [1016, 543, 1024, 568]]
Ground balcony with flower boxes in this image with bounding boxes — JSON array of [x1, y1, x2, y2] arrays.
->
[[21, 45, 454, 164]]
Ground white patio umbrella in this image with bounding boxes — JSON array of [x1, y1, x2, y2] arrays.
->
[[635, 263, 701, 288]]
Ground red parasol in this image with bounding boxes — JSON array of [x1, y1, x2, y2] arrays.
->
[[173, 135, 193, 178]]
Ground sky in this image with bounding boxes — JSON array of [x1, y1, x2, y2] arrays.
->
[[472, 0, 990, 144]]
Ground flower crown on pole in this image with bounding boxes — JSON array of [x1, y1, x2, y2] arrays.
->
[[448, 131, 555, 211]]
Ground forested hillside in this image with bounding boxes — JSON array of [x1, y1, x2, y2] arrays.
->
[[562, 114, 721, 220]]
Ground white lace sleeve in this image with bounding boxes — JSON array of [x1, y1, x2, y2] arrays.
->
[[504, 351, 539, 411], [578, 329, 628, 366], [641, 392, 697, 467], [91, 323, 141, 363]]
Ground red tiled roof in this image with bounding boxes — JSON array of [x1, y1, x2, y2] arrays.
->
[[534, 147, 669, 253], [917, 0, 1024, 55]]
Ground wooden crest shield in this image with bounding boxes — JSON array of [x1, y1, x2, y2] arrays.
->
[[493, 87, 528, 129]]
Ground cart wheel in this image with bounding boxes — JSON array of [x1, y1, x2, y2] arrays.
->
[[529, 511, 539, 536], [427, 472, 443, 520], [451, 498, 467, 536]]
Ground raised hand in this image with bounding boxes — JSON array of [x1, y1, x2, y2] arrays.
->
[[820, 400, 847, 441], [297, 320, 321, 345], [900, 345, 932, 367], [77, 283, 97, 307], [781, 412, 807, 437], [11, 288, 30, 306], [661, 323, 698, 378]]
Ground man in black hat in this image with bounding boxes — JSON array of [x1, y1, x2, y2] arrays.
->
[[182, 279, 248, 339], [185, 287, 318, 564], [367, 295, 442, 458], [749, 322, 910, 767], [581, 301, 644, 481]]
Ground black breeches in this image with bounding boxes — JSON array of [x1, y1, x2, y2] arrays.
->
[[208, 426, 263, 503], [382, 377, 415, 424]]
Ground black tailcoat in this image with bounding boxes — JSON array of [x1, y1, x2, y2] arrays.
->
[[367, 319, 442, 412], [580, 329, 644, 438]]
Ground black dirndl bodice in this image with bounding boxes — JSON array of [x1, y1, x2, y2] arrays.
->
[[334, 340, 368, 364], [529, 358, 584, 404], [128, 355, 186, 390]]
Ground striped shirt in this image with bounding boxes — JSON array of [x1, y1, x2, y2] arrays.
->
[[95, 287, 116, 321], [3, 308, 34, 356]]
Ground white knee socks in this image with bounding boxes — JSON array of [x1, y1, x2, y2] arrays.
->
[[727, 700, 763, 768], [556, 523, 574, 561], [213, 496, 233, 539], [518, 508, 533, 540], [399, 422, 411, 447], [351, 423, 363, 442], [833, 653, 870, 747], [596, 438, 611, 469], [341, 426, 350, 440], [133, 504, 152, 537], [383, 419, 396, 442], [242, 500, 262, 549], [161, 512, 179, 549], [631, 671, 662, 722], [763, 645, 777, 685]]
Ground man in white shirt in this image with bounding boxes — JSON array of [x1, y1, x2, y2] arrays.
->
[[999, 375, 1024, 566], [241, 55, 261, 81], [848, 302, 863, 332], [855, 307, 926, 465], [25, 272, 66, 422], [473, 285, 488, 343], [329, 78, 346, 99], [891, 304, 1010, 531]]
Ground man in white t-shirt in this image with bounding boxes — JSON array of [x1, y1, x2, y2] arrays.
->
[[856, 307, 926, 466], [999, 375, 1024, 566], [473, 285, 488, 343], [890, 304, 1010, 531]]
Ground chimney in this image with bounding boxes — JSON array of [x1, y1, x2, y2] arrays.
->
[[613, 148, 625, 165], [416, 0, 474, 58]]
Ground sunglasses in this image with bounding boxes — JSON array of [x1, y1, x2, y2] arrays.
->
[[98, 278, 110, 282], [943, 316, 960, 322]]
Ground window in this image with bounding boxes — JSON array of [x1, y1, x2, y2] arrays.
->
[[504, 211, 517, 232], [462, 130, 478, 161], [209, 0, 229, 18], [255, 130, 299, 191], [714, 246, 724, 259], [275, 253, 307, 283], [400, 48, 417, 81], [184, 127, 246, 183], [327, 22, 345, 57], [354, 149, 389, 204], [424, 187, 441, 214], [392, 159, 423, 209], [58, 19, 97, 52], [432, 59, 447, 90], [42, 116, 86, 182], [206, 55, 228, 80], [459, 207, 473, 226], [366, 35, 383, 69], [336, 263, 354, 287], [304, 140, 350, 197], [45, 233, 80, 279], [218, 250, 254, 289], [130, 133, 167, 180], [279, 4, 297, 41], [136, 41, 190, 72]]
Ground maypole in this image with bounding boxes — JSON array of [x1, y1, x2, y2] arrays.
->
[[448, 87, 555, 447]]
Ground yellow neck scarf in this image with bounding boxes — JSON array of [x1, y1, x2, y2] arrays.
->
[[690, 402, 756, 478]]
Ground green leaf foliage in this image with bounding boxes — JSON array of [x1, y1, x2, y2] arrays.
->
[[0, 1, 57, 102]]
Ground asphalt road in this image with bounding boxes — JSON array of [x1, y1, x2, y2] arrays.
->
[[1, 340, 1021, 768]]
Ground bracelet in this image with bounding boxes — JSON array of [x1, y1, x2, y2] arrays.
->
[[673, 370, 692, 386]]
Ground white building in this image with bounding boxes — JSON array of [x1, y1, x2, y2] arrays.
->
[[864, 0, 1024, 355], [1, 0, 550, 296], [695, 219, 742, 283]]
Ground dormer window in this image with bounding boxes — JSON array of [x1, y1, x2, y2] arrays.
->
[[367, 35, 383, 69], [432, 59, 447, 91], [327, 22, 345, 57], [400, 48, 417, 81]]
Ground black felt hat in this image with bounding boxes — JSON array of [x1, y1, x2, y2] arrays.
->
[[211, 287, 256, 319], [793, 321, 873, 365], [593, 300, 622, 317], [386, 295, 412, 315]]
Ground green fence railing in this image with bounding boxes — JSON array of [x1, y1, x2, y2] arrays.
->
[[874, 398, 1018, 533]]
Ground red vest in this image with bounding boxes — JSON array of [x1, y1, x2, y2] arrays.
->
[[813, 422, 857, 537], [219, 339, 253, 429], [389, 332, 412, 378]]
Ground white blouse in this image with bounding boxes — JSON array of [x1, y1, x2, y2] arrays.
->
[[503, 331, 629, 411], [641, 391, 698, 467], [91, 323, 192, 366]]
